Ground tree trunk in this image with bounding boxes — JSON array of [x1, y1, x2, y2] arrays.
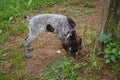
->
[[93, 0, 110, 52], [94, 0, 120, 53], [104, 0, 120, 37], [100, 0, 110, 33]]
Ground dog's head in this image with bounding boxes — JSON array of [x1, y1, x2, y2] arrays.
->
[[66, 30, 82, 58], [71, 37, 82, 58]]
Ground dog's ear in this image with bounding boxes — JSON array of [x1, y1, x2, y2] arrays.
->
[[67, 17, 76, 29], [46, 24, 55, 32]]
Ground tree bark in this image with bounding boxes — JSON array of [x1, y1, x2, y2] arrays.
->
[[94, 0, 120, 53], [100, 0, 110, 33], [94, 0, 110, 52], [104, 0, 120, 37]]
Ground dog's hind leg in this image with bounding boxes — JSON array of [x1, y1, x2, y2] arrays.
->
[[24, 33, 39, 58], [25, 35, 33, 51]]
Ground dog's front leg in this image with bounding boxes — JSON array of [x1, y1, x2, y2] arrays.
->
[[24, 35, 34, 58], [58, 33, 65, 43]]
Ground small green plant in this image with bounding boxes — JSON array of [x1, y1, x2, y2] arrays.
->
[[116, 33, 120, 41], [89, 54, 101, 70], [98, 33, 112, 44], [84, 54, 102, 74], [85, 29, 94, 45], [99, 33, 120, 63], [104, 42, 120, 63]]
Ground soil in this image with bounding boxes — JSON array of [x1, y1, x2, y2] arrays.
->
[[3, 0, 117, 80], [25, 33, 67, 74]]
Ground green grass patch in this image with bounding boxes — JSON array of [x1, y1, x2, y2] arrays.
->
[[0, 74, 13, 80], [8, 50, 25, 69], [38, 56, 81, 80], [110, 63, 120, 79], [0, 0, 68, 22], [0, 33, 9, 44], [84, 9, 96, 15], [0, 50, 28, 80], [85, 28, 94, 45], [9, 24, 28, 36], [0, 44, 8, 60], [9, 50, 27, 79], [86, 54, 102, 73], [70, 0, 96, 8], [84, 1, 96, 8], [38, 56, 95, 80], [0, 49, 6, 60]]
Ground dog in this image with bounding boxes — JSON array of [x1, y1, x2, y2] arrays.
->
[[62, 29, 82, 58], [24, 14, 76, 58]]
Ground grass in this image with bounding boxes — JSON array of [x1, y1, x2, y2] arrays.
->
[[84, 9, 96, 15], [0, 43, 9, 61], [85, 27, 94, 45], [39, 57, 80, 80], [0, 50, 28, 80], [110, 63, 120, 79], [83, 1, 96, 7], [38, 56, 94, 80], [0, 0, 68, 22], [87, 53, 102, 73]]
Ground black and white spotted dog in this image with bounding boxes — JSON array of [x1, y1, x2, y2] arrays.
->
[[24, 14, 76, 58]]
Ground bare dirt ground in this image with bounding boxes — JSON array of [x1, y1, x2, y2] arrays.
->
[[6, 0, 116, 80], [25, 33, 67, 74]]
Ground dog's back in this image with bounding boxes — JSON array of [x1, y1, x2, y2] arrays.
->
[[24, 14, 76, 30]]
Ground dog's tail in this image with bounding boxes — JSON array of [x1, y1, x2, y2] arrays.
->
[[24, 16, 31, 21]]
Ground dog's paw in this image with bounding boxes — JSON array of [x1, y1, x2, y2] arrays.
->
[[28, 48, 33, 51], [73, 52, 78, 58], [25, 53, 32, 58]]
